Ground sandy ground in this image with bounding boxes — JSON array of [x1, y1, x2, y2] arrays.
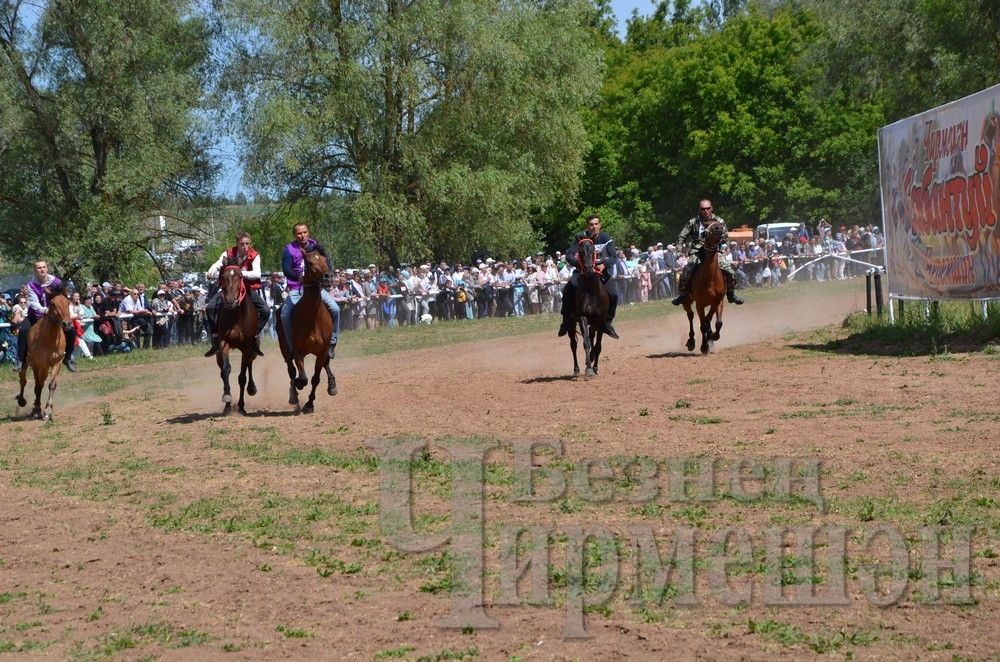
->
[[2, 285, 999, 660]]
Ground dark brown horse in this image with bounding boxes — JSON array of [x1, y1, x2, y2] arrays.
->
[[16, 289, 71, 420], [568, 238, 610, 378], [216, 261, 259, 414], [276, 250, 336, 413], [683, 221, 726, 354]]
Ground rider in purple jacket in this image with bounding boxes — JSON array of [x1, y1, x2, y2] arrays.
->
[[17, 260, 77, 372]]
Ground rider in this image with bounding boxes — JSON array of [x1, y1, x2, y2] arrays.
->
[[203, 232, 271, 357], [671, 199, 745, 306], [16, 260, 77, 372], [280, 222, 340, 358], [556, 214, 620, 340]]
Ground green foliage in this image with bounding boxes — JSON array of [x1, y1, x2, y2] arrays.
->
[[220, 0, 602, 264], [567, 4, 885, 245], [0, 0, 216, 281]]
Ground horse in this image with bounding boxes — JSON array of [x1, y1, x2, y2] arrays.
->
[[215, 260, 259, 414], [568, 238, 610, 378], [16, 288, 71, 420], [682, 221, 726, 354], [276, 249, 336, 413]]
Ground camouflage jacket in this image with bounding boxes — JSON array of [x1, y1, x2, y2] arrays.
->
[[677, 214, 729, 256]]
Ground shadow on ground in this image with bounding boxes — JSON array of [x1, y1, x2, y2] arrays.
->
[[167, 409, 299, 424]]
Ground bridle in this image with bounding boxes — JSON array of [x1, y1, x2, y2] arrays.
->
[[221, 265, 246, 307], [576, 237, 603, 273]]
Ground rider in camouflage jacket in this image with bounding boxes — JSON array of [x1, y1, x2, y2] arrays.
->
[[671, 199, 744, 306]]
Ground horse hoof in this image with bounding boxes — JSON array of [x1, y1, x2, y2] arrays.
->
[[294, 377, 307, 391], [302, 403, 314, 414], [711, 333, 721, 341], [701, 346, 709, 355], [238, 407, 247, 416], [16, 396, 26, 407], [585, 368, 596, 378], [327, 386, 337, 396], [686, 340, 696, 351], [223, 394, 232, 404], [247, 383, 257, 397]]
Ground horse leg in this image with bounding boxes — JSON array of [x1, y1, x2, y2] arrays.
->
[[592, 330, 603, 375], [16, 365, 27, 408], [303, 356, 324, 414], [698, 306, 710, 354], [285, 356, 299, 406], [324, 354, 337, 396], [569, 324, 580, 377], [31, 364, 44, 419], [580, 318, 595, 377], [218, 349, 232, 412], [42, 365, 60, 421], [237, 355, 249, 415], [293, 355, 308, 391], [685, 305, 696, 352], [247, 361, 257, 396], [713, 302, 724, 341]]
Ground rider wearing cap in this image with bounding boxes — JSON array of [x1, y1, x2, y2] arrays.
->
[[280, 223, 340, 357], [556, 214, 620, 339], [203, 232, 270, 357], [671, 199, 744, 306], [16, 260, 77, 372]]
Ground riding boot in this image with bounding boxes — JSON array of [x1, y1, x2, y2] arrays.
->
[[203, 334, 220, 357], [253, 335, 264, 357], [723, 273, 744, 304], [671, 271, 690, 306], [558, 315, 573, 337], [604, 290, 620, 339], [329, 341, 336, 360], [62, 354, 77, 372]]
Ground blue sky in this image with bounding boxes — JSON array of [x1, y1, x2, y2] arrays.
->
[[215, 0, 654, 197]]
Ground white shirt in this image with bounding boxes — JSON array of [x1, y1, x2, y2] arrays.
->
[[207, 251, 262, 281]]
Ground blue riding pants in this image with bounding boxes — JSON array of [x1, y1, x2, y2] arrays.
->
[[281, 288, 340, 353]]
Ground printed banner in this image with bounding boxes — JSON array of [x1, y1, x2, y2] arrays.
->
[[878, 84, 1000, 299]]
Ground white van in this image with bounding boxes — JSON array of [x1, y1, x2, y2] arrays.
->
[[755, 222, 802, 244]]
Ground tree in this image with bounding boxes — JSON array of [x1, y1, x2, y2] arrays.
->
[[0, 0, 216, 281], [219, 0, 602, 265]]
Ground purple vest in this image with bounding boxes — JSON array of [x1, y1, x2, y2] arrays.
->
[[27, 275, 62, 322], [284, 240, 317, 290]]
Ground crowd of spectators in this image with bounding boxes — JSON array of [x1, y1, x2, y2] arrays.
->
[[0, 221, 884, 363]]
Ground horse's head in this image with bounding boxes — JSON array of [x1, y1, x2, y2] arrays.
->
[[704, 222, 726, 250], [47, 288, 73, 331], [576, 238, 597, 274], [220, 263, 245, 309], [301, 250, 328, 285]]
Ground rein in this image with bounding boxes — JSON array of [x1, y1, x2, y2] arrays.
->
[[221, 265, 247, 306], [576, 237, 605, 274]]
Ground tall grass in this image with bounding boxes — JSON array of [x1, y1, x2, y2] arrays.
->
[[830, 300, 1000, 355]]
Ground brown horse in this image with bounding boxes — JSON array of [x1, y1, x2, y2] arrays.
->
[[683, 221, 726, 354], [276, 249, 336, 413], [568, 238, 610, 378], [216, 261, 259, 414], [16, 289, 71, 420]]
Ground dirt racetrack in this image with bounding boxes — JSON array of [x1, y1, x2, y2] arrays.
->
[[2, 283, 999, 660]]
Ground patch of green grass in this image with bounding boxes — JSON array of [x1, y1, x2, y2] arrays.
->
[[276, 624, 312, 639], [377, 645, 418, 659], [416, 647, 479, 661]]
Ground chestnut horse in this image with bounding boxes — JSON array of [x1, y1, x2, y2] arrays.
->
[[276, 249, 336, 413], [16, 288, 71, 420], [683, 221, 726, 354], [568, 238, 609, 378], [216, 260, 259, 414]]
